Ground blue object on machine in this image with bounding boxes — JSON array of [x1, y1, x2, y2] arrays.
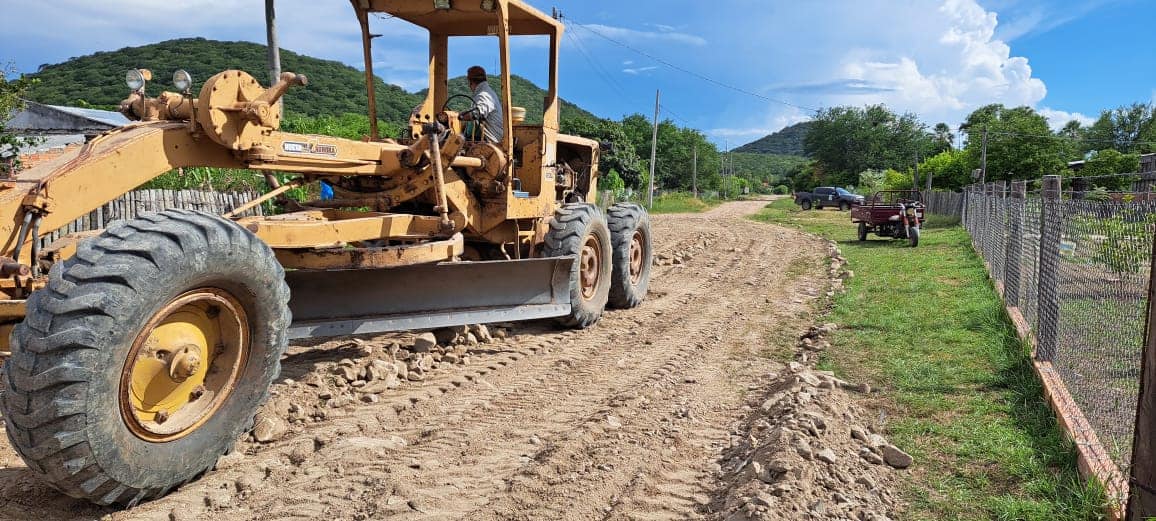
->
[[513, 191, 531, 198], [320, 181, 334, 200]]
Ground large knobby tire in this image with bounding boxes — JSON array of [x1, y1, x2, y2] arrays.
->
[[800, 199, 812, 211], [1, 209, 290, 507], [542, 204, 612, 328], [606, 203, 652, 309], [908, 226, 921, 247], [858, 222, 868, 242]]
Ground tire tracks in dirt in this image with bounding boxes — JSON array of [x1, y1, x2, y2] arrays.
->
[[0, 198, 832, 521]]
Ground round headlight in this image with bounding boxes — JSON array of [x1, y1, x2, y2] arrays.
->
[[126, 69, 145, 91], [173, 69, 192, 91]]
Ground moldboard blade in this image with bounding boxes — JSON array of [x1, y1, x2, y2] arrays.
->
[[284, 257, 574, 339]]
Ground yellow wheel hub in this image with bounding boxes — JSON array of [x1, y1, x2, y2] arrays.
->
[[120, 289, 248, 442]]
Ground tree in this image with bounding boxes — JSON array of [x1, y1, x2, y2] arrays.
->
[[1085, 103, 1155, 154], [1070, 149, 1140, 191], [933, 122, 954, 152], [917, 150, 970, 190], [961, 104, 1066, 182], [0, 64, 38, 176], [804, 104, 933, 188]]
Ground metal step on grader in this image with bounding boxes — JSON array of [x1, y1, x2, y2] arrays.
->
[[0, 0, 652, 506]]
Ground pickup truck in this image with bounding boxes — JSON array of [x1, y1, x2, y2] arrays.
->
[[794, 187, 865, 210]]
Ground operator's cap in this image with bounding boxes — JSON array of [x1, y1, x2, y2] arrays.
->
[[467, 66, 487, 82]]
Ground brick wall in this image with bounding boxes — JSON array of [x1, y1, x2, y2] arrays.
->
[[17, 142, 83, 170]]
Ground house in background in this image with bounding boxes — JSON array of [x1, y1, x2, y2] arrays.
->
[[5, 101, 129, 169], [1066, 152, 1156, 194]]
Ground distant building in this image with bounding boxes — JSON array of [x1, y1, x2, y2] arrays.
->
[[5, 101, 129, 168], [1068, 152, 1156, 173]]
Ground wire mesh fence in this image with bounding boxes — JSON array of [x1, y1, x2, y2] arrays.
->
[[950, 180, 1146, 512]]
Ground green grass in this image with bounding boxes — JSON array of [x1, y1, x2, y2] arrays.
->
[[645, 192, 722, 214], [753, 199, 1107, 521]]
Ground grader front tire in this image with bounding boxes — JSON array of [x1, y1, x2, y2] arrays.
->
[[0, 210, 290, 506], [543, 204, 612, 328]]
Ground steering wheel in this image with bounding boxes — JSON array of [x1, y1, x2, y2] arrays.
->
[[442, 94, 478, 116]]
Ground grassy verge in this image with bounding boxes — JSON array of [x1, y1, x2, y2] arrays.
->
[[753, 199, 1106, 521], [645, 192, 722, 214]]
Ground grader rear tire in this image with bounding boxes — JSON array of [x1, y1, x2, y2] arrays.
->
[[0, 209, 290, 506], [543, 203, 612, 328], [607, 203, 652, 309]]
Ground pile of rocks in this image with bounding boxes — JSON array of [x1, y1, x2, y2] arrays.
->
[[826, 240, 853, 297], [653, 231, 718, 266], [250, 323, 507, 443], [713, 362, 911, 521]]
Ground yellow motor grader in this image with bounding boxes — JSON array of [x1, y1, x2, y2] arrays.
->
[[0, 0, 652, 506]]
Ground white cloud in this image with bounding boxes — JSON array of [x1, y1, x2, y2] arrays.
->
[[993, 0, 1119, 41], [708, 108, 811, 143], [2, 0, 421, 84], [711, 0, 1092, 147], [1038, 107, 1096, 131], [828, 0, 1047, 119], [579, 23, 707, 47], [622, 66, 657, 75]]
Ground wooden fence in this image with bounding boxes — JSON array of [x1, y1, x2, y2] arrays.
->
[[921, 190, 965, 219], [38, 188, 263, 247]]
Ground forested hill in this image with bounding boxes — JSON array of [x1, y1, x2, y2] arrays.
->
[[25, 37, 597, 126], [734, 121, 813, 156], [28, 38, 422, 122]]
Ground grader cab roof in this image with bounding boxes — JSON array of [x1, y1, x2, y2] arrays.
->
[[357, 0, 562, 35]]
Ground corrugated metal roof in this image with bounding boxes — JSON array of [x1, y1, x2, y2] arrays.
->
[[46, 104, 130, 127]]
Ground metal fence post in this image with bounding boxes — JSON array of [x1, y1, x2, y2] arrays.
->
[[1129, 225, 1156, 518], [1005, 181, 1026, 307], [1037, 174, 1062, 361]]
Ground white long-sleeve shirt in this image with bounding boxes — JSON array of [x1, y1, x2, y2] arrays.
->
[[472, 81, 504, 143]]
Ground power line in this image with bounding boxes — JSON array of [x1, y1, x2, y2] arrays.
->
[[565, 29, 632, 103], [981, 129, 1156, 148], [565, 18, 820, 114], [564, 27, 702, 133]]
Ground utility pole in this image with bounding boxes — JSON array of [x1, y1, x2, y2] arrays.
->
[[647, 89, 659, 209], [692, 145, 698, 199], [980, 126, 988, 185], [265, 0, 282, 115], [723, 139, 729, 200]]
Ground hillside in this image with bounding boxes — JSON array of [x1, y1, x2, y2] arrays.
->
[[734, 121, 813, 156], [28, 38, 421, 123], [729, 152, 808, 186], [26, 38, 596, 127]]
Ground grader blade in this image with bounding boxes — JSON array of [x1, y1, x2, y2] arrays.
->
[[285, 257, 574, 339]]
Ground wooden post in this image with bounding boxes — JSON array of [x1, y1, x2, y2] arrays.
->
[[692, 145, 698, 199], [1037, 175, 1062, 361], [1129, 220, 1156, 518], [1005, 181, 1026, 307], [647, 89, 659, 209]]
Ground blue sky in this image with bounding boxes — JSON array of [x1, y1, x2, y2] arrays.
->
[[2, 0, 1153, 147]]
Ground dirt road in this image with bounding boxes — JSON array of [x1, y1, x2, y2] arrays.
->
[[0, 199, 836, 521]]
